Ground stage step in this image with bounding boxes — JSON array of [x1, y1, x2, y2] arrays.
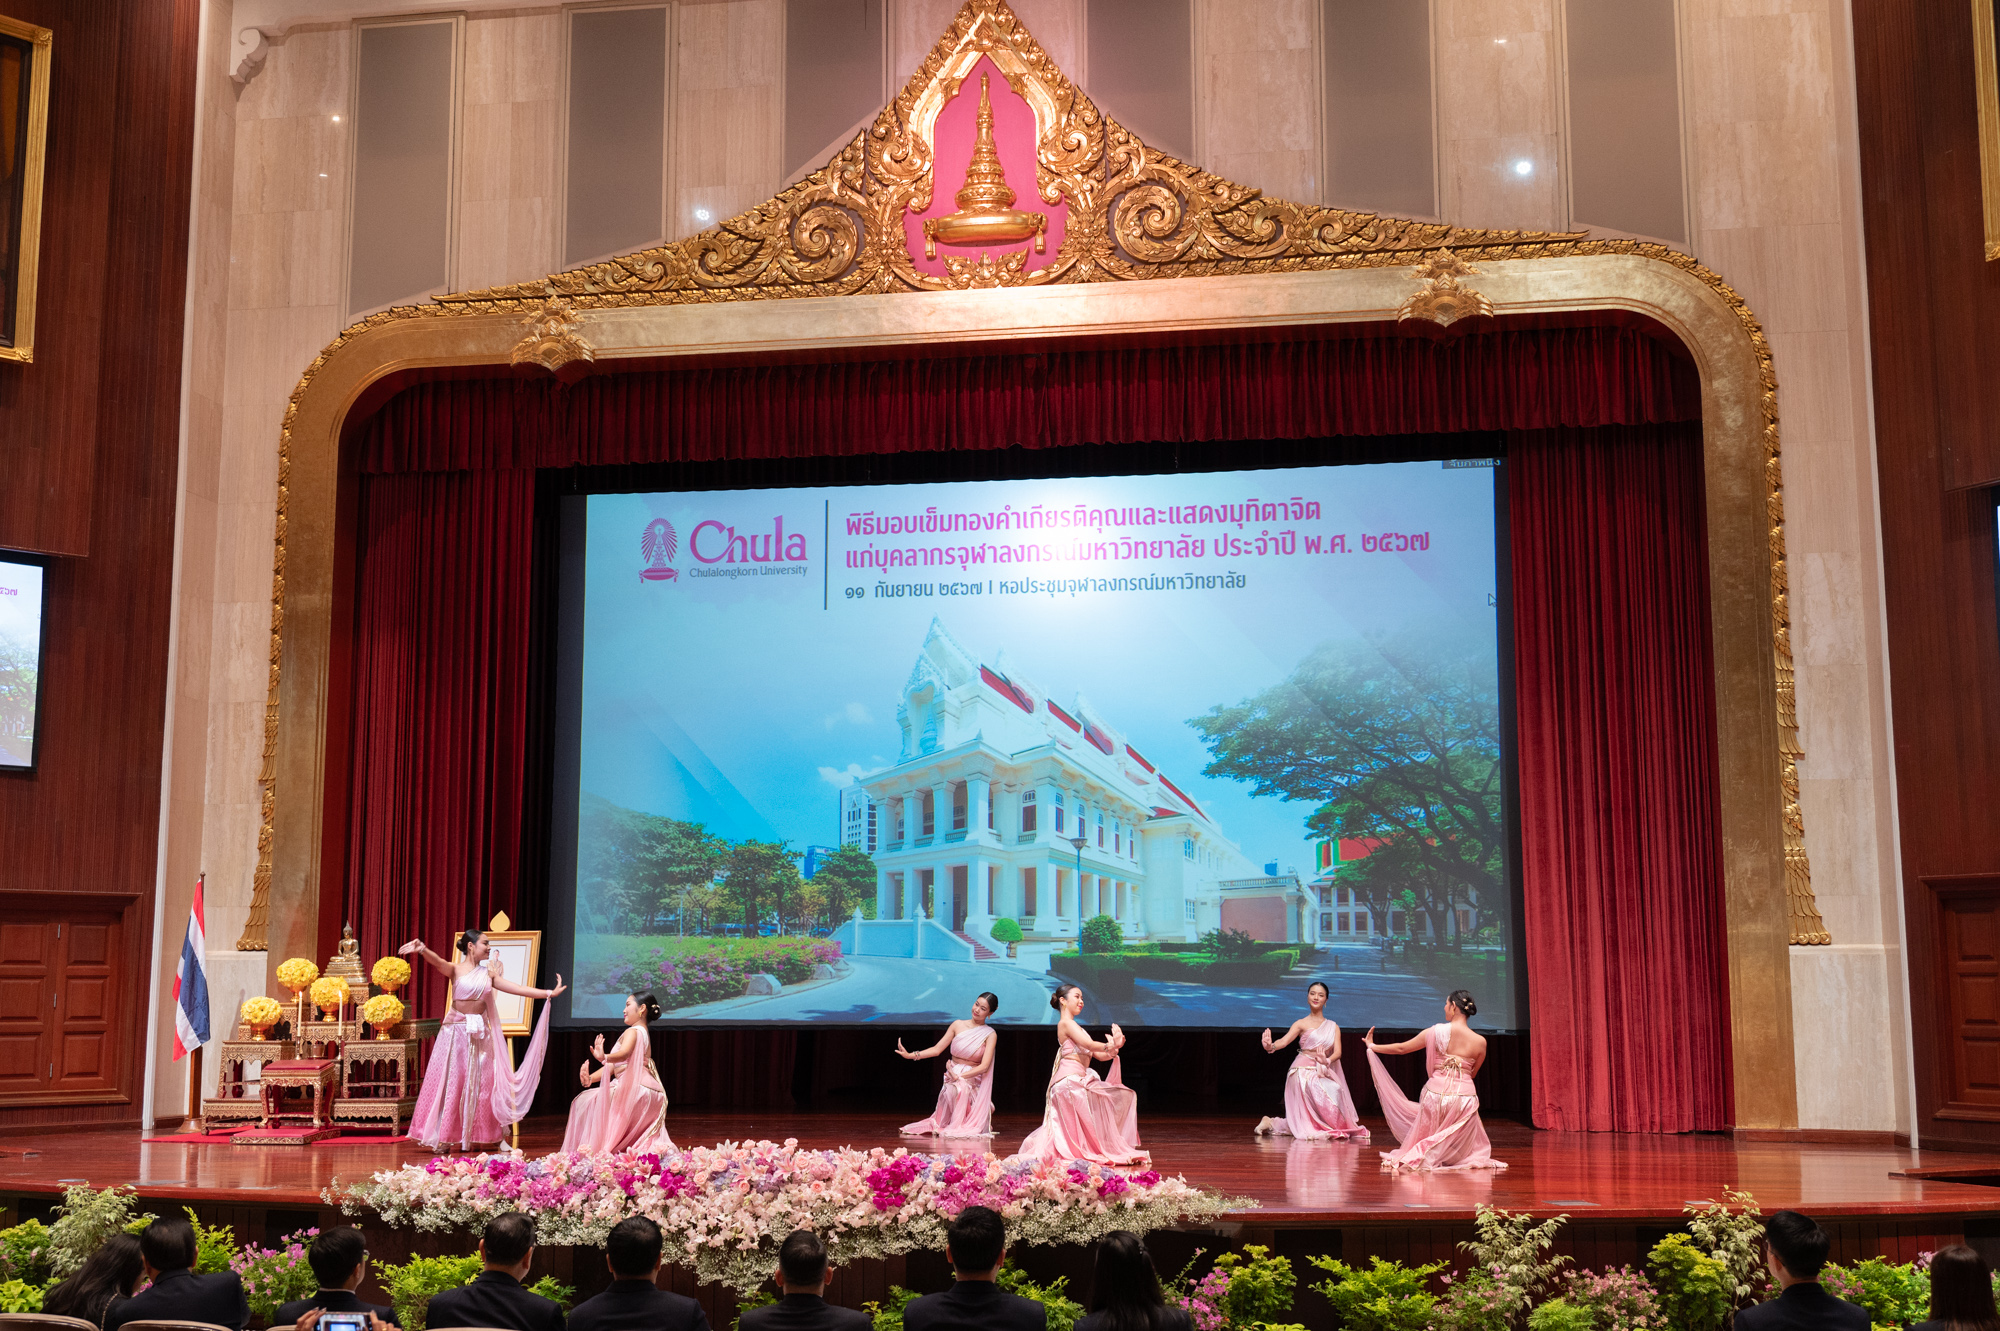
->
[[953, 931, 1002, 961]]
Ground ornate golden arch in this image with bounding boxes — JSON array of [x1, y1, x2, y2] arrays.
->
[[246, 0, 1819, 1128]]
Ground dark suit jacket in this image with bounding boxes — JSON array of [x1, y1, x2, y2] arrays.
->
[[274, 1287, 399, 1327], [104, 1267, 250, 1331], [425, 1271, 564, 1331], [1731, 1282, 1871, 1331], [901, 1281, 1047, 1331], [738, 1293, 870, 1331], [564, 1280, 708, 1331], [1075, 1307, 1194, 1331]]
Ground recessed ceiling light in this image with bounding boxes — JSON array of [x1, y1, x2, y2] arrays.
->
[[1513, 159, 1533, 176]]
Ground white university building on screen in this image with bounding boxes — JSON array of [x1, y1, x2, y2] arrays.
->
[[836, 620, 1323, 960]]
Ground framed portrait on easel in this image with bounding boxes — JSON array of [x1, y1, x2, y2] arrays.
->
[[453, 912, 544, 1037], [0, 14, 50, 363]]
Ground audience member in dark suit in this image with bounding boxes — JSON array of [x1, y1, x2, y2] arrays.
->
[[1732, 1210, 1871, 1331], [103, 1215, 250, 1331], [43, 1233, 144, 1329], [425, 1213, 564, 1331], [565, 1217, 708, 1331], [276, 1227, 398, 1329], [738, 1231, 869, 1331], [901, 1207, 1046, 1331], [1911, 1243, 2000, 1331], [1074, 1233, 1192, 1331]]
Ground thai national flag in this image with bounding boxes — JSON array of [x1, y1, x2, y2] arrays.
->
[[171, 874, 211, 1061]]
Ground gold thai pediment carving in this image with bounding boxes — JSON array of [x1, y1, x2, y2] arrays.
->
[[452, 0, 1585, 315]]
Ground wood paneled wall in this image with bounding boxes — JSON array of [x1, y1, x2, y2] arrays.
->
[[0, 0, 201, 1128], [1853, 0, 2000, 1148]]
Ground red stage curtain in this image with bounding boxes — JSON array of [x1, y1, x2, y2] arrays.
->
[[356, 326, 1698, 473], [1508, 423, 1733, 1131], [343, 468, 537, 1005], [340, 323, 1728, 1124]]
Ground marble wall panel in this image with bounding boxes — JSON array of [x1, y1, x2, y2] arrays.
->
[[1192, 0, 1318, 201], [458, 13, 560, 289], [674, 0, 783, 237], [1433, 0, 1561, 230]]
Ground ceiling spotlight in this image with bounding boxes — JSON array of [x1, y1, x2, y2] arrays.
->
[[1513, 159, 1533, 177], [694, 208, 712, 223], [318, 172, 328, 178], [331, 114, 341, 122], [1494, 36, 1507, 44]]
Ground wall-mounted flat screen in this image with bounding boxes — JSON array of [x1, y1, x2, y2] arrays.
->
[[551, 460, 1516, 1030], [0, 553, 45, 770]]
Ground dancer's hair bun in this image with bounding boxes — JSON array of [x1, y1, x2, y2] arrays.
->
[[1449, 988, 1477, 1018], [633, 991, 662, 1021]]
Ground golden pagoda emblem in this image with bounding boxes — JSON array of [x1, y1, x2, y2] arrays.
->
[[922, 71, 1048, 259]]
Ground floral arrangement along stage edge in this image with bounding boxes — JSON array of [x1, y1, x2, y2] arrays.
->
[[330, 1139, 1251, 1294]]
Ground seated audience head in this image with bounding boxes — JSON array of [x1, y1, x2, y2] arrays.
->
[[606, 1215, 665, 1280], [1089, 1231, 1165, 1331], [481, 1212, 537, 1274], [308, 1227, 369, 1292], [944, 1206, 1006, 1278], [1925, 1244, 2000, 1330], [44, 1233, 144, 1320], [140, 1214, 199, 1274], [1762, 1210, 1831, 1284], [777, 1230, 829, 1291]]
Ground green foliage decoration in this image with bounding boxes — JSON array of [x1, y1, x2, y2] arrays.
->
[[1821, 1258, 1930, 1328], [1306, 1254, 1445, 1331], [1079, 914, 1123, 954], [526, 1275, 575, 1310], [996, 1262, 1085, 1331], [47, 1185, 155, 1280], [864, 1284, 919, 1331], [0, 1278, 44, 1313], [1208, 1246, 1296, 1328], [187, 1208, 238, 1276], [1682, 1189, 1767, 1306], [1437, 1206, 1572, 1330], [1646, 1234, 1733, 1331], [1523, 1296, 1596, 1331], [375, 1253, 484, 1331], [0, 1219, 51, 1286]]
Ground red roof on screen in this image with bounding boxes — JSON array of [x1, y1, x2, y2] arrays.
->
[[979, 665, 1035, 714]]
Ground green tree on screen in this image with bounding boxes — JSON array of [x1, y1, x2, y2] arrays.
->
[[1190, 633, 1506, 940], [723, 839, 805, 938], [0, 640, 35, 742], [811, 844, 879, 927]]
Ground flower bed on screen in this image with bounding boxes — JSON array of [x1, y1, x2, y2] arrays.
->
[[331, 1140, 1247, 1293]]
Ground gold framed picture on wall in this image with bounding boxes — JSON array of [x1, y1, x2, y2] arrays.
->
[[1977, 0, 2000, 259], [0, 14, 50, 362]]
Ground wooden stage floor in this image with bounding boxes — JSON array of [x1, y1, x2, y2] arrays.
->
[[2, 1113, 1996, 1227]]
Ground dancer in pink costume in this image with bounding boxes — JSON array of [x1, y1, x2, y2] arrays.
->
[[1018, 983, 1149, 1166], [562, 991, 675, 1154], [1254, 981, 1368, 1141], [402, 926, 563, 1153], [898, 991, 1000, 1137], [1364, 989, 1506, 1172]]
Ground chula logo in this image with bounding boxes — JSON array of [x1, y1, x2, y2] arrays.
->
[[689, 516, 808, 564], [641, 518, 678, 582]]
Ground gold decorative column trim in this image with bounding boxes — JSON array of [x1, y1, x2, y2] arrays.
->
[[1397, 251, 1494, 327]]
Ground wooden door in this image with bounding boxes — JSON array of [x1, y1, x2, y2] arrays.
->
[[0, 904, 127, 1103], [1935, 882, 2000, 1122]]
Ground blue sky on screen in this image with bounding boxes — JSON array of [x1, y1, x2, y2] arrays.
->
[[579, 462, 1497, 876]]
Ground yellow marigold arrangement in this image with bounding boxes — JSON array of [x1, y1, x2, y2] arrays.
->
[[240, 995, 284, 1028], [275, 957, 319, 992], [361, 993, 404, 1031], [309, 975, 351, 1016], [371, 955, 412, 990]]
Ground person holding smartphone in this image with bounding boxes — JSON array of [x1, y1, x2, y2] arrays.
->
[[277, 1229, 397, 1329]]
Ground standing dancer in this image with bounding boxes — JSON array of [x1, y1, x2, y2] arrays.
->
[[1254, 981, 1368, 1140], [898, 991, 1000, 1137], [1018, 983, 1149, 1166], [402, 927, 563, 1153], [1363, 989, 1506, 1171], [563, 991, 675, 1154]]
